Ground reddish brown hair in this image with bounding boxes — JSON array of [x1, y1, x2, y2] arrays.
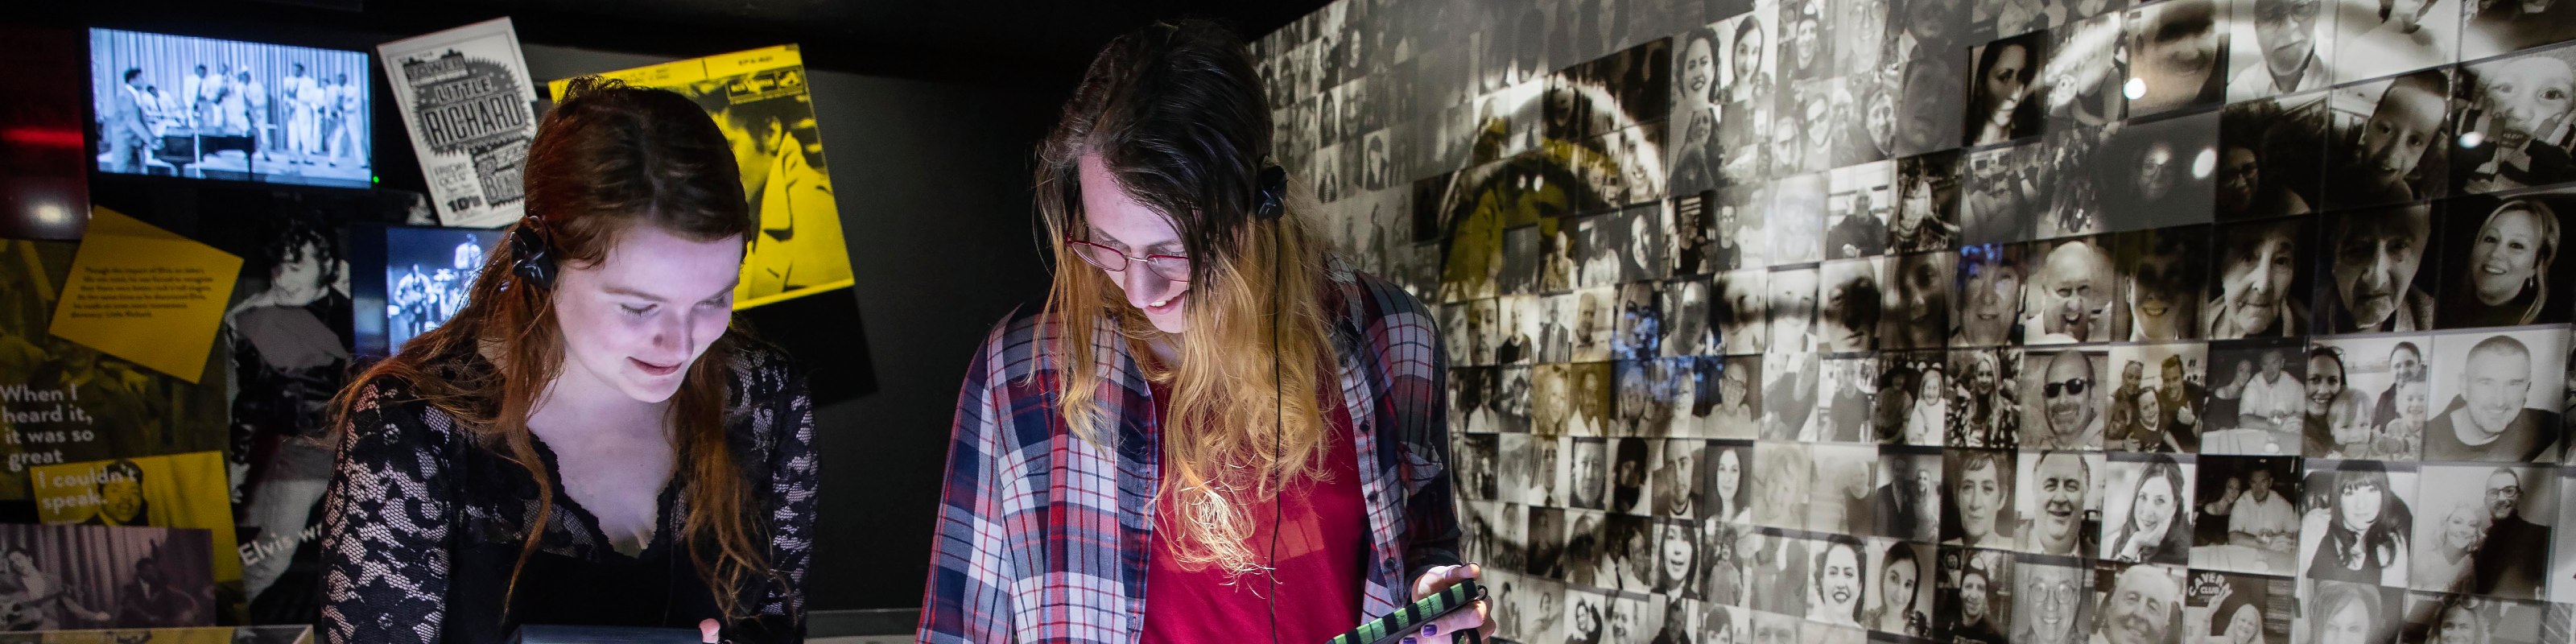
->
[[332, 76, 772, 622]]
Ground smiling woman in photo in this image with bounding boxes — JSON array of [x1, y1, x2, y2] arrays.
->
[[2441, 198, 2562, 327]]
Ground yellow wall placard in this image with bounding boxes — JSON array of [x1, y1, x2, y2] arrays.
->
[[45, 207, 240, 382]]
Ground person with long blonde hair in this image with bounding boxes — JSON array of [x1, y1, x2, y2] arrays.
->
[[320, 78, 815, 643], [918, 19, 1480, 644]]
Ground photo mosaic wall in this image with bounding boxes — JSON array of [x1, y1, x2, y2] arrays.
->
[[1255, 0, 2576, 641]]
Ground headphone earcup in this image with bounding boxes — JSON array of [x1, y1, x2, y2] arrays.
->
[[1253, 164, 1288, 221], [508, 225, 556, 291]]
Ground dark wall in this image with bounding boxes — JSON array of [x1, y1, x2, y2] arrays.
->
[[526, 45, 1057, 612]]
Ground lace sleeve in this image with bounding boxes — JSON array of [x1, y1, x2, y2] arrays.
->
[[318, 380, 454, 644], [756, 369, 818, 638]]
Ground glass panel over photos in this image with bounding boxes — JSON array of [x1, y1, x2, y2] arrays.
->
[[1257, 0, 2576, 642]]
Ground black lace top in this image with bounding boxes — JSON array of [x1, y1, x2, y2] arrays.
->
[[318, 335, 817, 643]]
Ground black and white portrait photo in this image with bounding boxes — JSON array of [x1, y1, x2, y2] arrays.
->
[[1575, 287, 1620, 363], [2425, 328, 2570, 462], [2045, 14, 2128, 130], [1806, 535, 1870, 627], [1892, 151, 1963, 253], [2009, 555, 2092, 644], [2297, 459, 2419, 588], [1715, 184, 1768, 270], [2323, 70, 2454, 209], [1703, 440, 1754, 522], [1963, 142, 2046, 245], [2411, 464, 2557, 598], [2190, 456, 2301, 576], [2085, 561, 2184, 644], [2099, 454, 2195, 567], [2021, 237, 2118, 345], [1570, 437, 1612, 510], [1715, 268, 1769, 355], [2224, 0, 2332, 102], [2217, 92, 2329, 221], [1878, 447, 1946, 540], [1827, 161, 1894, 259], [2124, 0, 2226, 116], [2204, 217, 2311, 340], [1761, 349, 1823, 440], [1946, 448, 2020, 548], [1941, 547, 2016, 642], [2021, 349, 2108, 450], [1768, 266, 1821, 353], [2099, 112, 2220, 233], [1810, 444, 1880, 535], [1819, 258, 1885, 353], [2331, 0, 2459, 85], [1671, 193, 1719, 276], [1967, 31, 2050, 146], [1956, 243, 2029, 347], [1654, 440, 1707, 521], [0, 523, 217, 631], [2306, 335, 2432, 460], [1769, 172, 1830, 265], [2319, 202, 2438, 334], [1662, 278, 1714, 357], [1879, 252, 1954, 352], [1950, 347, 2027, 448], [1818, 356, 1882, 442], [1615, 283, 1665, 361], [2108, 342, 2210, 453], [2017, 450, 2103, 557], [2115, 226, 2207, 341], [1753, 441, 1817, 530], [2436, 194, 2573, 328], [2452, 44, 2576, 195], [2301, 580, 2401, 644], [1711, 356, 1765, 438], [2198, 339, 2306, 455], [1880, 353, 1952, 445], [1863, 539, 1934, 638]]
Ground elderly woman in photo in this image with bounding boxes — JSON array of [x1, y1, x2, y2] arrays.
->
[[2107, 455, 2194, 565], [2441, 199, 2561, 327], [2206, 219, 2306, 338], [2301, 461, 2411, 587]]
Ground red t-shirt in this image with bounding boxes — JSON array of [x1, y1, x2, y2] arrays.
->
[[1140, 386, 1369, 644]]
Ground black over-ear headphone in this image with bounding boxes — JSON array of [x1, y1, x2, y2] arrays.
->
[[508, 217, 558, 291], [1252, 163, 1288, 221]]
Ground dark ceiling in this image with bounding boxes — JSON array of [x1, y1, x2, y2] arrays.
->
[[20, 0, 1328, 85]]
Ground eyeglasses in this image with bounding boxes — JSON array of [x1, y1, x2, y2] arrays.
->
[[2044, 378, 2090, 398], [1065, 239, 1191, 282]]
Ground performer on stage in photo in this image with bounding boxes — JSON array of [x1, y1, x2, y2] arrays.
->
[[320, 77, 817, 643], [919, 20, 1482, 643]]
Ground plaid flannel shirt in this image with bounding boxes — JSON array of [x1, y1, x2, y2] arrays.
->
[[918, 266, 1459, 643]]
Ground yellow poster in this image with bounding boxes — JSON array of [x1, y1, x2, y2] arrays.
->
[[46, 208, 240, 382], [30, 452, 242, 588], [547, 45, 852, 309]]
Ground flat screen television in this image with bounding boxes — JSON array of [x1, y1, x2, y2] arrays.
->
[[349, 224, 504, 357], [89, 27, 373, 188]]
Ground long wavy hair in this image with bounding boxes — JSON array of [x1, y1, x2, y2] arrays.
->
[[1035, 20, 1341, 578], [330, 77, 772, 621]]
